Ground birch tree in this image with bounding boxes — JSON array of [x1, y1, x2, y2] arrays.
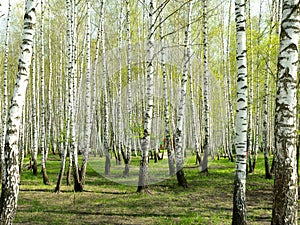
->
[[262, 1, 275, 179], [174, 0, 193, 188], [137, 0, 155, 192], [40, 0, 49, 185], [160, 15, 175, 176], [201, 0, 210, 174], [123, 0, 132, 177], [0, 0, 37, 223], [272, 0, 299, 223], [31, 38, 38, 176], [0, 0, 11, 178], [232, 0, 248, 224], [80, 0, 91, 187], [100, 0, 110, 175]]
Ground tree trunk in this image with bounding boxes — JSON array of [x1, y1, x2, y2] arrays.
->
[[159, 14, 175, 175], [0, 0, 37, 223], [137, 0, 155, 192], [99, 0, 111, 175], [272, 1, 299, 223], [262, 1, 275, 180], [201, 0, 210, 173], [40, 0, 49, 185], [232, 0, 248, 224], [123, 0, 132, 177], [246, 0, 254, 174], [0, 0, 11, 179], [80, 0, 92, 187], [31, 40, 38, 176], [174, 0, 193, 188]]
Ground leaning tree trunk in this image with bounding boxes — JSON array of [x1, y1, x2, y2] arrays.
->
[[137, 0, 155, 192], [80, 0, 92, 187], [201, 0, 210, 174], [272, 0, 299, 223], [40, 0, 49, 185], [123, 0, 132, 177], [66, 0, 83, 192], [54, 34, 67, 193], [160, 15, 175, 176], [47, 5, 54, 156], [100, 0, 111, 176], [225, 0, 234, 163], [31, 38, 38, 176], [232, 0, 248, 224], [246, 0, 254, 173], [252, 0, 263, 172], [174, 0, 193, 188], [0, 0, 37, 223], [0, 0, 11, 179]]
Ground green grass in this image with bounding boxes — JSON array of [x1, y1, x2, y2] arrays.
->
[[11, 152, 282, 224]]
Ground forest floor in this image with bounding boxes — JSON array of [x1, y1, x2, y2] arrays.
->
[[12, 152, 289, 224]]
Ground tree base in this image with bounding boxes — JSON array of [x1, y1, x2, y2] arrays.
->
[[176, 169, 188, 188], [200, 168, 209, 176]]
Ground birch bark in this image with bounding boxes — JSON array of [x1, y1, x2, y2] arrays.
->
[[137, 0, 155, 192], [174, 0, 193, 188], [0, 0, 11, 178], [272, 0, 299, 223], [232, 0, 248, 224], [0, 0, 37, 223]]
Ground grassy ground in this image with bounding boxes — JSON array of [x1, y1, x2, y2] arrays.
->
[[13, 153, 279, 224]]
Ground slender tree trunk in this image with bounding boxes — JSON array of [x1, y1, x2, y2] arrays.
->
[[0, 0, 11, 179], [160, 15, 175, 176], [252, 0, 263, 173], [99, 0, 110, 175], [123, 0, 132, 177], [117, 2, 124, 166], [0, 0, 37, 223], [47, 6, 54, 156], [272, 1, 299, 223], [65, 0, 82, 192], [80, 0, 91, 187], [246, 0, 254, 173], [225, 0, 234, 163], [232, 0, 248, 224], [262, 2, 275, 180], [201, 0, 210, 173], [40, 0, 49, 185], [174, 0, 193, 188], [137, 0, 155, 192]]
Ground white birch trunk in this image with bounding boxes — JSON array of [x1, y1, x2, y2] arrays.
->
[[31, 38, 38, 176], [47, 6, 53, 156], [174, 1, 193, 188], [232, 0, 248, 224], [201, 0, 210, 173], [80, 0, 91, 186], [117, 3, 124, 165], [0, 0, 11, 178], [137, 0, 155, 192], [123, 0, 132, 176], [100, 0, 110, 175], [160, 15, 175, 176], [65, 0, 82, 192], [0, 0, 37, 223], [40, 0, 49, 185], [272, 0, 299, 223]]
